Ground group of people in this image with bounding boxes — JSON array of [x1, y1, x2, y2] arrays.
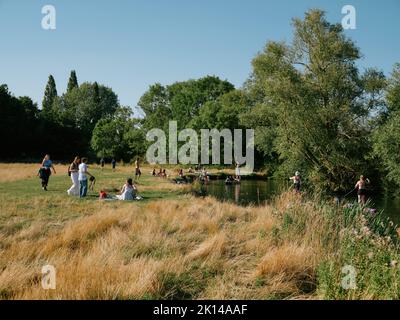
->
[[289, 171, 371, 205], [152, 168, 167, 178], [99, 178, 139, 201], [38, 154, 141, 201], [100, 158, 117, 171], [67, 156, 95, 198], [38, 154, 372, 205]]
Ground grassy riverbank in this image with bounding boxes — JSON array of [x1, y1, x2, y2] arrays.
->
[[0, 164, 399, 299]]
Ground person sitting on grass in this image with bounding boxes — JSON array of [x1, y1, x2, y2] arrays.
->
[[116, 178, 137, 201]]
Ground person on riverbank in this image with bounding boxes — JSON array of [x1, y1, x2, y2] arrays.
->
[[78, 158, 94, 198], [39, 154, 56, 191], [200, 167, 209, 183], [67, 156, 81, 196], [134, 158, 141, 181], [235, 162, 241, 181], [116, 178, 137, 201], [111, 158, 116, 172], [289, 171, 301, 194], [100, 158, 105, 171], [355, 175, 370, 205]]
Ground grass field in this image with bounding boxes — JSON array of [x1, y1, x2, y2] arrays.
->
[[1, 163, 400, 300]]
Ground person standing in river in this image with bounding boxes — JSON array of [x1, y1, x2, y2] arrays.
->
[[39, 154, 56, 191], [235, 162, 241, 182], [289, 171, 301, 194], [355, 175, 370, 205]]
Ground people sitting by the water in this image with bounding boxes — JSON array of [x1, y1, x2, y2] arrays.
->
[[116, 178, 137, 201], [178, 168, 184, 178], [200, 167, 209, 183], [289, 171, 301, 194], [355, 175, 370, 205], [188, 167, 194, 173], [225, 175, 234, 184], [152, 168, 157, 176], [157, 168, 163, 177], [162, 169, 167, 178]]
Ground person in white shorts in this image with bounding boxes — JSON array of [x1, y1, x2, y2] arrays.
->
[[67, 156, 81, 196]]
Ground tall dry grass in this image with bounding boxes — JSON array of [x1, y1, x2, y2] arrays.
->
[[0, 191, 328, 300], [1, 184, 399, 300]]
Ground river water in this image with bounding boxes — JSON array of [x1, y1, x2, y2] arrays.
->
[[199, 179, 400, 224]]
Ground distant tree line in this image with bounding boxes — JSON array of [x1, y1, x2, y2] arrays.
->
[[0, 70, 143, 162], [1, 9, 400, 193]]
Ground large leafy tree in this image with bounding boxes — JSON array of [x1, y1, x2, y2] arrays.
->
[[246, 9, 385, 191], [91, 107, 144, 161], [62, 82, 119, 135], [373, 64, 400, 186], [138, 76, 235, 132]]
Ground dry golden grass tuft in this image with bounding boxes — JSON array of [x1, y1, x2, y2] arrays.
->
[[0, 183, 333, 300]]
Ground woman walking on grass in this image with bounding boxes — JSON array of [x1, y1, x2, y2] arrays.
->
[[67, 156, 81, 196], [39, 154, 56, 191]]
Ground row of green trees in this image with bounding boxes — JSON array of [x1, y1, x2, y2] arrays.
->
[[1, 9, 399, 192], [0, 70, 144, 161]]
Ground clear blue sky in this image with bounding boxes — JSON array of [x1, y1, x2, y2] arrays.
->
[[1, 0, 399, 116]]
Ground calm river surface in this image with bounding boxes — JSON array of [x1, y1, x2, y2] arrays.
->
[[199, 180, 400, 224]]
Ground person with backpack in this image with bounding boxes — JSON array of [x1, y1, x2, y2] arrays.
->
[[67, 156, 81, 196], [39, 154, 56, 191]]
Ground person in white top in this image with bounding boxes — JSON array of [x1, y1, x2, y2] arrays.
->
[[67, 156, 81, 196], [78, 158, 94, 198], [116, 178, 137, 201], [235, 162, 241, 181]]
